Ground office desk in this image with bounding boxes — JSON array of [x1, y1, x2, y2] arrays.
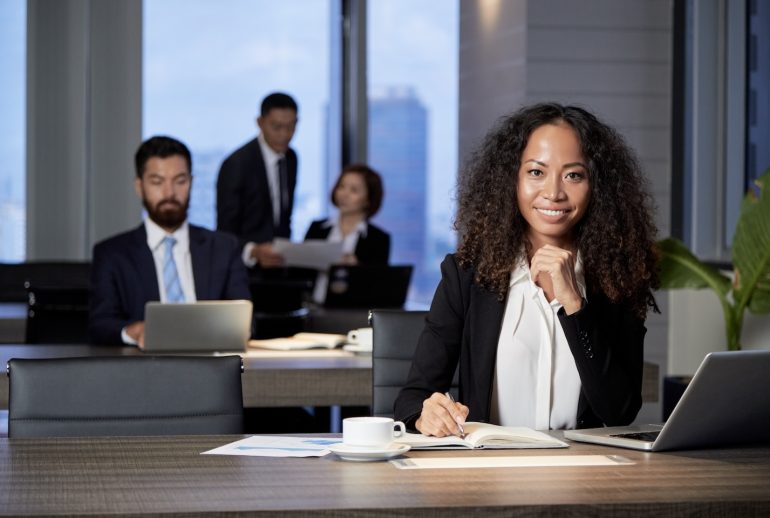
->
[[1, 434, 769, 516], [0, 344, 372, 409]]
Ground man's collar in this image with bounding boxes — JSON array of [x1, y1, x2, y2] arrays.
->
[[144, 218, 190, 251], [257, 133, 283, 164]]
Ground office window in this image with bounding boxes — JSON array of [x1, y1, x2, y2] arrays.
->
[[0, 0, 26, 262], [143, 0, 333, 236], [367, 0, 459, 303], [747, 0, 770, 190], [676, 0, 756, 261]]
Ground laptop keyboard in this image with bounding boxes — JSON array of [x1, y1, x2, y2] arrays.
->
[[609, 431, 661, 442]]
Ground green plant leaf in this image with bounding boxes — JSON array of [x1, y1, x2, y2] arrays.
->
[[748, 279, 770, 313], [732, 169, 770, 314], [657, 237, 731, 296]]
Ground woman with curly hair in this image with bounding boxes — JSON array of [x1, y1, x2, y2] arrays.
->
[[394, 103, 659, 436]]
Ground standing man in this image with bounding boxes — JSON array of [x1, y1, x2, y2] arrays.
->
[[216, 92, 299, 269], [89, 136, 250, 347]]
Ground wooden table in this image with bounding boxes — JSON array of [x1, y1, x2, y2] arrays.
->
[[1, 434, 769, 516], [0, 344, 372, 409]]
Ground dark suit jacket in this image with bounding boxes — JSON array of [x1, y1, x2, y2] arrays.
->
[[394, 254, 646, 430], [304, 219, 391, 264], [216, 137, 298, 245], [88, 224, 251, 345]]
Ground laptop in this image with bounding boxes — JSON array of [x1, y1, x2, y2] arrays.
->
[[564, 350, 770, 451], [324, 265, 412, 309], [143, 300, 253, 352]]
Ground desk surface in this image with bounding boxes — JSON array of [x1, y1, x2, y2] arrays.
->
[[1, 434, 769, 517], [0, 344, 372, 409]]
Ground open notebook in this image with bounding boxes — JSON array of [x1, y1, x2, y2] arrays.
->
[[249, 332, 347, 351], [396, 422, 568, 450], [564, 350, 770, 451]]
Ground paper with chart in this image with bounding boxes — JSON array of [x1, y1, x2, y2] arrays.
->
[[273, 238, 343, 270], [201, 435, 343, 457]]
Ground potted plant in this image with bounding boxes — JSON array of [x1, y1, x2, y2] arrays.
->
[[657, 168, 770, 351]]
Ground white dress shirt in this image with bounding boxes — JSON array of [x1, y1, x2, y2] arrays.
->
[[489, 255, 586, 430], [242, 133, 285, 267], [312, 217, 367, 303], [120, 219, 197, 344]]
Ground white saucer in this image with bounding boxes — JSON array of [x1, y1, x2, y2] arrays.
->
[[328, 443, 410, 462]]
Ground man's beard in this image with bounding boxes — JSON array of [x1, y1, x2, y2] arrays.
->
[[144, 198, 188, 229]]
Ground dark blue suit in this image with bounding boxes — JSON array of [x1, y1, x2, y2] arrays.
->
[[88, 223, 250, 345]]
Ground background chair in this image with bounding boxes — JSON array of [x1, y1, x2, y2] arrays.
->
[[7, 355, 244, 438], [0, 261, 91, 302], [25, 283, 90, 343], [371, 309, 458, 418]]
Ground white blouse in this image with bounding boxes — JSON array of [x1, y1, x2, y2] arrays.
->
[[490, 255, 586, 430], [312, 218, 368, 303]]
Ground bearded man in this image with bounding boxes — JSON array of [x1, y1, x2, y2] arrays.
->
[[88, 136, 250, 347]]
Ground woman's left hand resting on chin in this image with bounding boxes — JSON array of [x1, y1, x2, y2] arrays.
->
[[530, 244, 583, 315], [415, 392, 470, 437]]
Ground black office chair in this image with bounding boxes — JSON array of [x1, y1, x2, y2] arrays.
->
[[0, 261, 91, 302], [249, 277, 312, 339], [7, 355, 244, 438], [25, 283, 90, 343], [370, 309, 458, 418]]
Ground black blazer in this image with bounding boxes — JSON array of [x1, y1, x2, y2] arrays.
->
[[394, 254, 646, 430], [88, 224, 251, 345], [304, 219, 390, 264], [216, 137, 298, 245]]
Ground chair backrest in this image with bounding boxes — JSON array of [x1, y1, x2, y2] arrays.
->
[[0, 261, 91, 302], [25, 284, 90, 343], [249, 272, 313, 338], [371, 309, 459, 418], [7, 355, 244, 438]]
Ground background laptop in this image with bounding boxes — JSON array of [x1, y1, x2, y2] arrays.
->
[[143, 300, 253, 352], [324, 265, 412, 309], [564, 350, 770, 451]]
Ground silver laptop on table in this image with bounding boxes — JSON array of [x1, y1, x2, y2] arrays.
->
[[564, 350, 770, 451], [143, 300, 253, 352]]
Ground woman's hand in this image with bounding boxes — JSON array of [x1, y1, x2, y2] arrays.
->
[[415, 392, 469, 437], [530, 244, 583, 314]]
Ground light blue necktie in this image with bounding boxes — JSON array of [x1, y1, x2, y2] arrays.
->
[[162, 236, 185, 303]]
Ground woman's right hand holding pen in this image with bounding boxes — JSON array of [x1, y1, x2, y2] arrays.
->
[[415, 392, 469, 437]]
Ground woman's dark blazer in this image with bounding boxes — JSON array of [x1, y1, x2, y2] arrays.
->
[[304, 219, 390, 264], [394, 254, 647, 430]]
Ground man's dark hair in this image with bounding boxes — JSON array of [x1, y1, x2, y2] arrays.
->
[[260, 92, 298, 117], [134, 136, 192, 178]]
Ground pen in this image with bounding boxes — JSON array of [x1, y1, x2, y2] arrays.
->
[[444, 391, 465, 438]]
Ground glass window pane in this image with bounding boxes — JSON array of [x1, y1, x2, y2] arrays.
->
[[143, 0, 332, 236], [0, 0, 26, 262], [367, 0, 459, 304], [747, 0, 770, 189]]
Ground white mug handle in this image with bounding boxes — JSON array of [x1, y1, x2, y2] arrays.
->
[[393, 421, 406, 438]]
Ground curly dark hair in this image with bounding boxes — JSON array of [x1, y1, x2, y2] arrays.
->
[[455, 102, 659, 319]]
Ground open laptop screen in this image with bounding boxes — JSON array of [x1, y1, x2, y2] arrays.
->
[[143, 300, 253, 352], [324, 265, 412, 309]]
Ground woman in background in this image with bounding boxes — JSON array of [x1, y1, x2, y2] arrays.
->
[[305, 163, 390, 302], [394, 103, 660, 436]]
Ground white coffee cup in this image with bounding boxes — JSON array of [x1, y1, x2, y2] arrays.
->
[[346, 327, 373, 348], [342, 417, 406, 448]]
